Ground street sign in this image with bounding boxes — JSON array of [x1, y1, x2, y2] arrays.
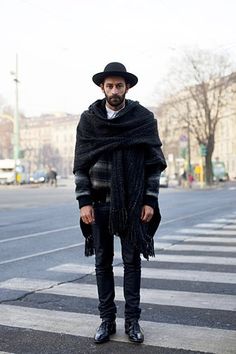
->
[[180, 134, 188, 142]]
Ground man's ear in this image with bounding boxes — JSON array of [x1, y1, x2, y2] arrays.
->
[[126, 83, 130, 93], [100, 83, 104, 92]]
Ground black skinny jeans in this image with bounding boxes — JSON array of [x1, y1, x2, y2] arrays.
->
[[92, 202, 141, 322]]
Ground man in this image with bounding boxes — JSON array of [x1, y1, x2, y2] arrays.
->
[[73, 62, 166, 344], [47, 168, 57, 187]]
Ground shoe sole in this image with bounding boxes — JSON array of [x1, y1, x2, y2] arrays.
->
[[128, 337, 144, 344]]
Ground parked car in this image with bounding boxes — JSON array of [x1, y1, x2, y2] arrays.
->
[[212, 161, 228, 182], [160, 172, 169, 187], [30, 171, 47, 184]]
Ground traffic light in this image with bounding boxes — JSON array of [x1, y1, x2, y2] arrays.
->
[[19, 150, 25, 158], [200, 144, 207, 157], [180, 147, 187, 158]]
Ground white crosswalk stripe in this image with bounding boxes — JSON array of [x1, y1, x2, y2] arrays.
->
[[149, 254, 236, 265], [0, 213, 236, 353], [224, 224, 236, 229], [193, 223, 236, 230], [113, 252, 236, 265], [0, 304, 235, 354], [212, 218, 236, 224], [164, 244, 236, 252], [159, 235, 236, 243], [179, 228, 236, 235], [48, 263, 236, 284], [194, 223, 227, 228], [1, 277, 235, 311]]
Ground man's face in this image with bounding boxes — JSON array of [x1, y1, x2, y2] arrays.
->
[[101, 76, 129, 110]]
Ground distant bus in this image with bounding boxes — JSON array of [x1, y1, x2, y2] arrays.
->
[[212, 161, 228, 182]]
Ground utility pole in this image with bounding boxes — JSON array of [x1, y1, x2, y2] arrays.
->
[[186, 102, 192, 188], [11, 54, 20, 161]]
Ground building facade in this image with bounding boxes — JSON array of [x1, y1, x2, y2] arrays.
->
[[1, 77, 236, 181], [19, 113, 79, 177], [156, 74, 236, 181]]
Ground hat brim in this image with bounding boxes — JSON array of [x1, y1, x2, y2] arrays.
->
[[92, 71, 138, 88]]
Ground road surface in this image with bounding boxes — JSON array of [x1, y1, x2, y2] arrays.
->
[[0, 180, 236, 353]]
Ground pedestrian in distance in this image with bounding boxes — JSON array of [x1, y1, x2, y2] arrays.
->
[[48, 168, 57, 187], [73, 62, 167, 344]]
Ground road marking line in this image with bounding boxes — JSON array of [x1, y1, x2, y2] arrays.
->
[[48, 263, 236, 284], [212, 219, 236, 224], [49, 263, 95, 274], [113, 251, 236, 265], [0, 278, 57, 291], [1, 278, 236, 311], [153, 242, 174, 249], [0, 243, 84, 265], [193, 223, 226, 228], [159, 235, 236, 243], [0, 304, 235, 354], [160, 206, 227, 225], [223, 225, 236, 230], [159, 235, 194, 241], [2, 230, 234, 266], [169, 244, 236, 252], [179, 228, 236, 236], [0, 225, 79, 244], [0, 214, 234, 244], [151, 254, 236, 265]]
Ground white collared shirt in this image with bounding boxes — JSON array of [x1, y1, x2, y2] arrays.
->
[[106, 105, 124, 119]]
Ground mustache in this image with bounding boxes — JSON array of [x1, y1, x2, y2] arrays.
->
[[110, 95, 120, 99]]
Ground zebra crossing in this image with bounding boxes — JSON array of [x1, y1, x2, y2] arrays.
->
[[0, 212, 236, 353], [49, 263, 236, 283], [1, 277, 236, 311], [1, 304, 236, 353]]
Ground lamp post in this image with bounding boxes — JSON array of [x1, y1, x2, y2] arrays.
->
[[186, 102, 192, 188], [11, 54, 20, 162]]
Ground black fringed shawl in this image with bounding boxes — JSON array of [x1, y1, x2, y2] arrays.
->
[[73, 99, 167, 259]]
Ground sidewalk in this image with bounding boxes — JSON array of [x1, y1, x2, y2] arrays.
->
[[169, 180, 236, 190], [0, 177, 74, 190]]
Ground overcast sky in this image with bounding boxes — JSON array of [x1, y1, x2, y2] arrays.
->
[[1, 0, 236, 116]]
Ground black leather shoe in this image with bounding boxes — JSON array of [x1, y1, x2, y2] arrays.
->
[[94, 320, 116, 344], [125, 320, 144, 343]]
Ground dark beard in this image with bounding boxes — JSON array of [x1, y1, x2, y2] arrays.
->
[[105, 92, 126, 109]]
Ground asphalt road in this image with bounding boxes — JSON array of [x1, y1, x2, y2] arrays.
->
[[0, 180, 236, 354]]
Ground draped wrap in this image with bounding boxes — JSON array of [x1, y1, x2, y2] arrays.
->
[[73, 99, 167, 259]]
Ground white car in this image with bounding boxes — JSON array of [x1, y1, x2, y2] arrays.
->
[[160, 172, 168, 187]]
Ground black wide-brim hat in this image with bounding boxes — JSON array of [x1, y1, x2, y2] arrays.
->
[[92, 62, 138, 88]]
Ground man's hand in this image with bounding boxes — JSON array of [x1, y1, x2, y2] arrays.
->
[[141, 205, 154, 223], [80, 205, 95, 224]]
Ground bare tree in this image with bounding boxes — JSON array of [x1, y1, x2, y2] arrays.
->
[[38, 144, 62, 171], [160, 49, 235, 184], [0, 96, 15, 158]]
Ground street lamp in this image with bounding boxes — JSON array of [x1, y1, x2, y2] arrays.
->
[[10, 54, 20, 162], [186, 102, 192, 187]]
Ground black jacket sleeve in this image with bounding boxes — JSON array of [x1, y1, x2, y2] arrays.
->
[[144, 146, 162, 208]]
